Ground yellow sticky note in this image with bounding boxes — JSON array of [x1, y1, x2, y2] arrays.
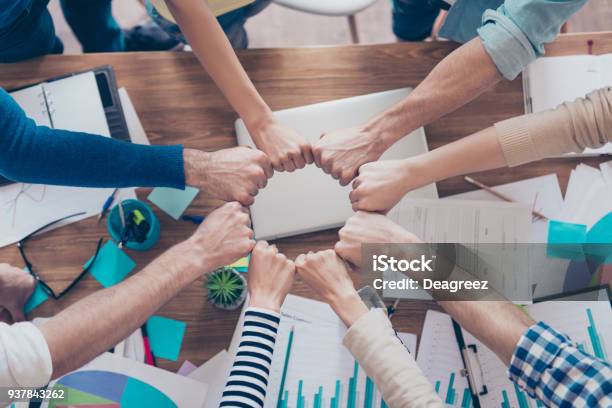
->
[[228, 256, 249, 269]]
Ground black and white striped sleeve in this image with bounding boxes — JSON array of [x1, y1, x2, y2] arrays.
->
[[220, 307, 280, 408]]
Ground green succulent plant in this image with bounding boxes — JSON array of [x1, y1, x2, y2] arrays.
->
[[205, 267, 247, 310]]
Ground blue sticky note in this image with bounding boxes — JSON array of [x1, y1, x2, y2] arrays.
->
[[86, 241, 136, 288], [146, 315, 187, 361], [24, 281, 50, 314], [148, 187, 199, 220], [547, 220, 587, 259]]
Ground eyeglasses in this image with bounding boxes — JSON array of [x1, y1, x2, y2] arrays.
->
[[17, 212, 103, 300]]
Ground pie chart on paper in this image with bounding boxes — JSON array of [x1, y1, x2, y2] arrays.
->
[[48, 370, 177, 408]]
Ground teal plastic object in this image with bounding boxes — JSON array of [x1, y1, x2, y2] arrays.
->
[[107, 199, 160, 251]]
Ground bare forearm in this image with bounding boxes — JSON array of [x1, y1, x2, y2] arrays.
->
[[438, 301, 534, 365], [407, 126, 505, 189], [365, 38, 502, 147], [165, 0, 271, 128], [40, 241, 206, 378]]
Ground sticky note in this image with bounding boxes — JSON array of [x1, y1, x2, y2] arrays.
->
[[148, 187, 199, 220], [24, 281, 50, 314], [228, 256, 250, 272], [146, 315, 187, 361], [547, 220, 587, 259], [86, 241, 136, 288]]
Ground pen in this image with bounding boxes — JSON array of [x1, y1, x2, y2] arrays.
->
[[464, 176, 547, 220], [97, 188, 119, 223], [182, 214, 205, 224], [141, 324, 157, 366]]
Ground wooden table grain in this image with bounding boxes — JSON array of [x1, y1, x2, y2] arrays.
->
[[1, 32, 611, 371]]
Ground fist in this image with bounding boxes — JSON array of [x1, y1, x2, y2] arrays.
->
[[184, 147, 273, 206], [313, 126, 383, 186], [249, 119, 313, 172], [350, 159, 417, 213], [335, 211, 421, 266], [295, 249, 355, 305], [189, 202, 255, 271], [248, 241, 295, 312], [0, 263, 36, 323]]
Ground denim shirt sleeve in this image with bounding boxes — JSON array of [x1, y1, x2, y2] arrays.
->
[[477, 0, 587, 80]]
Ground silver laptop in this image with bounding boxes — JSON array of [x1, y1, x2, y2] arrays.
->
[[235, 88, 439, 240]]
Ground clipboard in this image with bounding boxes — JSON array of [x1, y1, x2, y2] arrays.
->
[[0, 65, 130, 187], [449, 284, 610, 407]]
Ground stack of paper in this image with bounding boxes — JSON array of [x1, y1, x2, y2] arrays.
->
[[447, 174, 564, 243], [187, 350, 233, 408]]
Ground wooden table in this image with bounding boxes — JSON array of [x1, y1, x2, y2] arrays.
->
[[1, 32, 611, 371]]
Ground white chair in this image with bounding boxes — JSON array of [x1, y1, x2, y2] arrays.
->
[[273, 0, 379, 43]]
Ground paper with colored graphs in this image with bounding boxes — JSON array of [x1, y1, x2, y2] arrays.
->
[[229, 295, 418, 408], [418, 288, 611, 408], [41, 352, 207, 408]]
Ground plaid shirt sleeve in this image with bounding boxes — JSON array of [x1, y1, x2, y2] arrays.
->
[[508, 321, 612, 407]]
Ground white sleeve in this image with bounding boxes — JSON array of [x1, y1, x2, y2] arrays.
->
[[343, 309, 444, 408], [0, 322, 52, 388]]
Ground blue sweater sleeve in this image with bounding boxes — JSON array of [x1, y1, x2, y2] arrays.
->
[[0, 88, 185, 189]]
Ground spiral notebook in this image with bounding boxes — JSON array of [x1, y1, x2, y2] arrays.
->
[[2, 66, 130, 186]]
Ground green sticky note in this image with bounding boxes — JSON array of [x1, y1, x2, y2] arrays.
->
[[146, 316, 186, 361], [24, 267, 50, 314], [86, 241, 136, 288], [547, 220, 587, 259], [148, 187, 199, 220]]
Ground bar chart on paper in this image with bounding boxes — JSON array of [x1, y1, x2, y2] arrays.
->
[[269, 322, 390, 408], [261, 295, 417, 408], [417, 311, 473, 408], [464, 294, 611, 408]]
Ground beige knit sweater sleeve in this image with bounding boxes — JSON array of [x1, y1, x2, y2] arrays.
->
[[343, 309, 444, 408], [495, 87, 612, 166]]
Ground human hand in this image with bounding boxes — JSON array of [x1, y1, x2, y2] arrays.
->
[[313, 126, 385, 186], [249, 118, 313, 172], [248, 241, 295, 312], [295, 250, 368, 326], [335, 211, 422, 266], [0, 263, 36, 322], [350, 159, 425, 213], [187, 202, 255, 271], [184, 147, 273, 206]]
